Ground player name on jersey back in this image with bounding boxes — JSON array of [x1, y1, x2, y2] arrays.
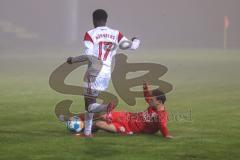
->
[[83, 26, 123, 78], [95, 33, 116, 40]]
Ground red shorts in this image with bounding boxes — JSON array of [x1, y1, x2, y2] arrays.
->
[[111, 111, 132, 134]]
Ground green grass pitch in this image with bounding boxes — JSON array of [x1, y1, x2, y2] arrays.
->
[[0, 49, 239, 160]]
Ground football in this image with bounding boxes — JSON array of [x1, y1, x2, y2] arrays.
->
[[66, 116, 84, 133]]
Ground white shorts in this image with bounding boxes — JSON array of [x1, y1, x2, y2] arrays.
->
[[83, 75, 110, 97]]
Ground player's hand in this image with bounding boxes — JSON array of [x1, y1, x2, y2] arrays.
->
[[143, 80, 149, 89], [131, 37, 138, 41], [67, 57, 73, 64], [130, 37, 141, 50], [165, 135, 174, 139]]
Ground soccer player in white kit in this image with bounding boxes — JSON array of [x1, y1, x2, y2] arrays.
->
[[67, 9, 140, 137]]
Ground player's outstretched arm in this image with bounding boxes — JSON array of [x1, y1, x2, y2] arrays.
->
[[118, 34, 141, 50], [157, 110, 172, 138], [66, 55, 89, 64], [143, 81, 152, 105]]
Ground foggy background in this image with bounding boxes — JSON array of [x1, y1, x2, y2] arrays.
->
[[0, 0, 239, 50]]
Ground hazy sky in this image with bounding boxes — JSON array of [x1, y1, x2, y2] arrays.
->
[[0, 0, 239, 49]]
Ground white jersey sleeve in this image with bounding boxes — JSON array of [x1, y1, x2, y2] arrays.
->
[[71, 55, 89, 63]]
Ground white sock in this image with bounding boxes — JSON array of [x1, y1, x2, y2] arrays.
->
[[88, 103, 108, 113], [84, 112, 94, 135]]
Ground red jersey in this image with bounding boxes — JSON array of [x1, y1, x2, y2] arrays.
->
[[127, 107, 169, 136], [127, 82, 169, 137], [111, 83, 169, 137]]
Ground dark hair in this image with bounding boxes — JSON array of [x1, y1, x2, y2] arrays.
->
[[152, 89, 166, 104], [93, 9, 108, 22]]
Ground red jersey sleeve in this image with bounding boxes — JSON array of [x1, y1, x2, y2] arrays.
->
[[118, 32, 123, 43], [157, 110, 169, 137], [84, 32, 93, 43], [143, 83, 152, 104]]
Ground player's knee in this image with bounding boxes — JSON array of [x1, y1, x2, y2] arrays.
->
[[84, 97, 96, 112], [85, 106, 90, 112], [86, 103, 95, 112]]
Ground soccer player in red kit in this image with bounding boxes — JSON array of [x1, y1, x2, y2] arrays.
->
[[84, 81, 172, 138]]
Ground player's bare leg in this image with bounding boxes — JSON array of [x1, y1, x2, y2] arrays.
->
[[83, 95, 116, 136], [77, 112, 106, 122], [94, 121, 117, 133], [94, 120, 131, 135]]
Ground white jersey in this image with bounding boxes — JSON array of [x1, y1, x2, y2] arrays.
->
[[70, 26, 140, 92], [83, 26, 128, 78]]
